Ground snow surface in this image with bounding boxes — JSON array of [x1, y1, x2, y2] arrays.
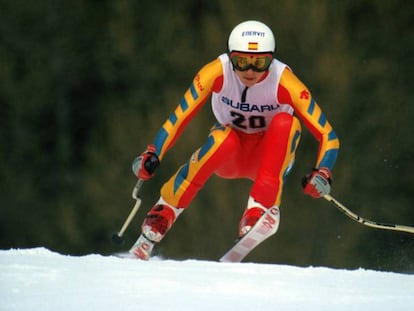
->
[[1, 248, 413, 311]]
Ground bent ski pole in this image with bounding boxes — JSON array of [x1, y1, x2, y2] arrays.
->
[[324, 194, 414, 235], [112, 179, 144, 244]]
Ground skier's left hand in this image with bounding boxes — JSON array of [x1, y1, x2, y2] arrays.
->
[[302, 167, 332, 198]]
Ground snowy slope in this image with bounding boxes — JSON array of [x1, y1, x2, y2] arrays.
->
[[1, 248, 413, 311]]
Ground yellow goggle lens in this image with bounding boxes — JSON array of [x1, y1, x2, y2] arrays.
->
[[230, 53, 272, 72]]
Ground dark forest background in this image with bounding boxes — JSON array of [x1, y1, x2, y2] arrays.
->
[[1, 0, 413, 272]]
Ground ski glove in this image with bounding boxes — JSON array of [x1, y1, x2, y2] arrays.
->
[[302, 167, 332, 198], [132, 144, 160, 180]]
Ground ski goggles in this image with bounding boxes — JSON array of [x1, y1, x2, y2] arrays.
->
[[230, 52, 273, 72]]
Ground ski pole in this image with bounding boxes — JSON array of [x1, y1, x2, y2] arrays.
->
[[112, 179, 144, 244], [323, 194, 414, 235]]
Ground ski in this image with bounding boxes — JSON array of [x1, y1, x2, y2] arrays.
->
[[129, 234, 155, 260], [220, 206, 280, 263]]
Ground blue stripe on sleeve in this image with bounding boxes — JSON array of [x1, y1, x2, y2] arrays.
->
[[168, 113, 177, 125], [307, 97, 316, 115], [189, 83, 198, 100], [180, 97, 189, 112], [318, 149, 338, 170], [154, 128, 169, 155], [318, 113, 327, 127], [328, 130, 337, 141]]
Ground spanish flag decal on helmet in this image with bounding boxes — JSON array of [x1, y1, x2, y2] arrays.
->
[[248, 42, 258, 51]]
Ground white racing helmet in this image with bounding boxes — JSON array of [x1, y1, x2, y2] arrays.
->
[[228, 20, 275, 54]]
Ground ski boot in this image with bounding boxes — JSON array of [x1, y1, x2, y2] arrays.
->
[[238, 196, 267, 237], [130, 198, 183, 260]]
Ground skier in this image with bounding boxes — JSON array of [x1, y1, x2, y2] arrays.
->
[[130, 20, 340, 260]]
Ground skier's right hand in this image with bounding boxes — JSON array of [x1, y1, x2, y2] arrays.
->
[[132, 144, 160, 180]]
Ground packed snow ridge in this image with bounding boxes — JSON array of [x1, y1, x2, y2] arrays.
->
[[1, 247, 413, 311]]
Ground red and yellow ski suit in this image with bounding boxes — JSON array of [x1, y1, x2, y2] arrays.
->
[[151, 54, 339, 209]]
